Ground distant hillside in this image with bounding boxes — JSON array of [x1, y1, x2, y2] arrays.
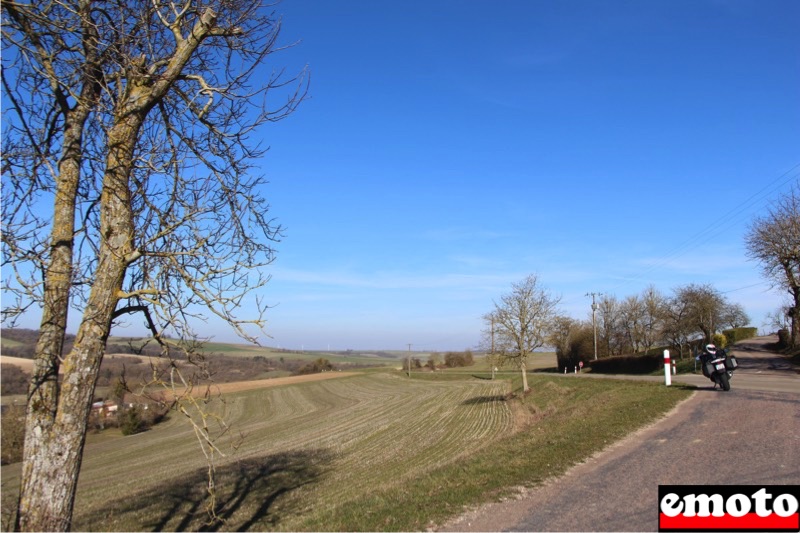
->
[[1, 329, 69, 359], [0, 329, 400, 397]]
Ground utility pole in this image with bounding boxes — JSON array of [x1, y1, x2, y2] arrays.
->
[[586, 292, 602, 360], [407, 343, 412, 378]]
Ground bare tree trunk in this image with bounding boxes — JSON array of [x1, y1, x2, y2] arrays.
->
[[520, 358, 529, 392], [17, 121, 136, 531], [11, 2, 105, 525], [17, 109, 94, 531], [18, 257, 129, 530], [791, 291, 800, 348]]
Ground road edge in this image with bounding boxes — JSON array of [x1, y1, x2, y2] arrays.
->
[[435, 389, 699, 532]]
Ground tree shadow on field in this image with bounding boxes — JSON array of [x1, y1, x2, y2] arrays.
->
[[79, 448, 332, 532], [461, 394, 510, 405]]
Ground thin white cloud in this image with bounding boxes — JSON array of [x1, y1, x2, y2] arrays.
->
[[271, 267, 516, 292], [447, 254, 509, 270], [421, 227, 510, 242]]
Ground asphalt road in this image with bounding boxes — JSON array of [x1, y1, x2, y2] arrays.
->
[[439, 337, 800, 532]]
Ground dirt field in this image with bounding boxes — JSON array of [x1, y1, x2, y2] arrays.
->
[[193, 371, 360, 394], [0, 371, 515, 531], [0, 356, 35, 373]]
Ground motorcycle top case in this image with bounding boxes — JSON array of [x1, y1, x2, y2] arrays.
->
[[725, 355, 738, 370]]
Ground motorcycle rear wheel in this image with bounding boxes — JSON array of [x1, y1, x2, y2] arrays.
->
[[718, 372, 731, 391]]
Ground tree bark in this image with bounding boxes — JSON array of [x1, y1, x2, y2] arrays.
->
[[791, 290, 800, 348], [17, 121, 136, 532], [17, 125, 82, 531], [17, 99, 99, 532], [520, 358, 529, 392]]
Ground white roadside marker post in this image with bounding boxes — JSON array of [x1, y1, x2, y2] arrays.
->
[[664, 350, 672, 386]]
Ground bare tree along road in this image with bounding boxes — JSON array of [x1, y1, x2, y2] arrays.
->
[[440, 337, 800, 532]]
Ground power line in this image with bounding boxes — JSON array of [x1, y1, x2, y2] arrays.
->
[[604, 164, 800, 294], [556, 164, 799, 310], [721, 281, 773, 294]]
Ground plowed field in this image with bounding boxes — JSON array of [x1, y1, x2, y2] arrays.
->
[[2, 372, 514, 531]]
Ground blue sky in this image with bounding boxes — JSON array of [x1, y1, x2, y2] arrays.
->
[[9, 0, 800, 351], [235, 0, 799, 350]]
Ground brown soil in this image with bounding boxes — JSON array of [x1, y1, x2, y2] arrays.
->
[[0, 356, 35, 373], [173, 371, 360, 397]]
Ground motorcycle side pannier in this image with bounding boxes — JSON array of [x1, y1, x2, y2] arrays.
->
[[725, 355, 738, 370], [705, 362, 716, 376]]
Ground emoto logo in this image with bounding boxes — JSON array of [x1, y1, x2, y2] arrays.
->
[[658, 485, 799, 532]]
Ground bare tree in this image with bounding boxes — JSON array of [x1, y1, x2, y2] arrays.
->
[[549, 314, 581, 363], [619, 295, 645, 353], [765, 305, 792, 332], [597, 294, 623, 356], [745, 185, 800, 347], [663, 292, 695, 359], [674, 283, 727, 344], [1, 0, 307, 529], [640, 285, 666, 354], [720, 303, 750, 330], [549, 315, 591, 370], [485, 274, 560, 392]]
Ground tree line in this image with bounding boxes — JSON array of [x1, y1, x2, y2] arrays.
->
[[550, 283, 753, 370], [403, 350, 475, 371], [485, 277, 753, 392], [554, 283, 749, 360]]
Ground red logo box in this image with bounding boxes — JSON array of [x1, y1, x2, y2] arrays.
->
[[658, 485, 799, 532]]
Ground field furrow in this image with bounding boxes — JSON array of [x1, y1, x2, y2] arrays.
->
[[1, 371, 516, 531]]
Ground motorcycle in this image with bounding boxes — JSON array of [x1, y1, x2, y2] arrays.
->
[[697, 349, 738, 391]]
